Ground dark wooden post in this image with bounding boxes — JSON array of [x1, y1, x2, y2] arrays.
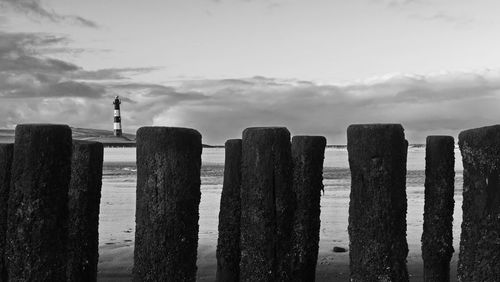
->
[[290, 136, 326, 282], [421, 136, 455, 282], [6, 124, 72, 281], [458, 125, 500, 281], [216, 139, 242, 282], [0, 144, 13, 281], [133, 127, 202, 282], [240, 127, 295, 282], [347, 124, 409, 282], [67, 140, 104, 282]]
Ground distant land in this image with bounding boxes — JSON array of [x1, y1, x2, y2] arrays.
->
[[0, 127, 223, 148]]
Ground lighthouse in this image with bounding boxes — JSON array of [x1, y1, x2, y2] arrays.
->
[[113, 96, 122, 137]]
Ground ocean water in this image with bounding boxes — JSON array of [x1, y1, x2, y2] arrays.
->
[[99, 147, 464, 263]]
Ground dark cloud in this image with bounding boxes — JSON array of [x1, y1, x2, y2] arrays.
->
[[0, 32, 100, 99], [3, 81, 105, 99], [0, 34, 163, 88], [0, 0, 98, 28], [0, 32, 67, 55]]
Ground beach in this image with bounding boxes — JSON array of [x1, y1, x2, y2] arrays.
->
[[97, 147, 464, 281]]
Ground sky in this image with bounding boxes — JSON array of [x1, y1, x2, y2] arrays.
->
[[1, 0, 500, 144]]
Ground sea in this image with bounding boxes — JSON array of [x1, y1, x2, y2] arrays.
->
[[99, 146, 464, 268]]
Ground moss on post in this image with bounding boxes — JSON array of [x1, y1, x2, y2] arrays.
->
[[133, 127, 202, 282], [347, 124, 409, 282], [290, 136, 326, 282], [421, 136, 455, 282], [0, 144, 13, 281], [67, 140, 104, 282], [240, 127, 295, 282], [6, 124, 72, 281], [458, 125, 500, 281], [216, 139, 242, 282]]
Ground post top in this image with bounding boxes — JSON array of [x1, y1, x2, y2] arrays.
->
[[242, 127, 290, 140], [137, 126, 201, 139], [73, 140, 103, 147], [15, 124, 71, 132], [459, 124, 500, 143], [347, 123, 403, 130], [225, 139, 242, 146], [459, 124, 500, 173], [292, 135, 327, 146], [426, 135, 454, 143]]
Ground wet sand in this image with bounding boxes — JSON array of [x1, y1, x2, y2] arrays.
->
[[96, 244, 459, 281]]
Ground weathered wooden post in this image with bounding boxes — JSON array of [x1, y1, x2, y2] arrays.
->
[[0, 144, 13, 281], [6, 124, 72, 281], [347, 124, 409, 282], [67, 140, 104, 282], [133, 127, 202, 282], [240, 127, 295, 282], [290, 136, 326, 282], [216, 139, 242, 282], [421, 136, 455, 282], [458, 125, 500, 281]]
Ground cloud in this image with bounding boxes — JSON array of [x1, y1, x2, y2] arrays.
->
[[0, 32, 163, 86], [74, 67, 163, 81], [411, 11, 474, 26], [0, 0, 98, 28], [2, 35, 500, 144], [209, 0, 286, 10], [149, 71, 500, 144], [372, 0, 474, 27], [0, 16, 7, 25], [1, 29, 499, 144], [0, 32, 102, 99], [0, 31, 206, 131], [372, 0, 426, 7], [0, 26, 498, 144]]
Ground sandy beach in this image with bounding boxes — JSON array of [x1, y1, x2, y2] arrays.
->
[[97, 147, 463, 281]]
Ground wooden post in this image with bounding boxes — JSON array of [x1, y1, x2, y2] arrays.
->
[[240, 127, 295, 282], [290, 136, 326, 282], [6, 124, 72, 281], [458, 125, 500, 281], [67, 140, 104, 282], [0, 144, 13, 281], [421, 136, 455, 282], [216, 139, 242, 282], [347, 124, 409, 282], [133, 127, 202, 282]]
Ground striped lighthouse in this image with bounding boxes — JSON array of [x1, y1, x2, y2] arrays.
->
[[113, 96, 122, 137]]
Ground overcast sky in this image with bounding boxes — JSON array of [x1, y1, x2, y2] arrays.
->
[[1, 0, 500, 144]]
